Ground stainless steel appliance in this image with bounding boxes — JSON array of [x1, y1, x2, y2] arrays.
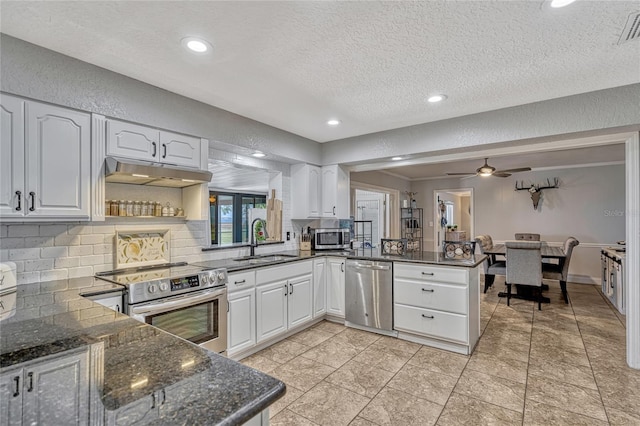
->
[[311, 228, 350, 250], [345, 259, 396, 336], [96, 262, 228, 354], [105, 156, 212, 188]]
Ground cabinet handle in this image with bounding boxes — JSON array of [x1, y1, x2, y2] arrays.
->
[[333, 206, 336, 215], [13, 376, 20, 397], [421, 314, 435, 319], [421, 288, 434, 292], [289, 283, 293, 295], [234, 279, 246, 285], [284, 284, 287, 296], [162, 143, 167, 159], [341, 263, 344, 273], [27, 372, 33, 392], [115, 304, 120, 313], [29, 192, 35, 212], [15, 191, 22, 211], [152, 142, 157, 157], [161, 389, 166, 405], [421, 272, 434, 276]]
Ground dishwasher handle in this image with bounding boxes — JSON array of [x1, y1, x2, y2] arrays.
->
[[351, 263, 391, 271]]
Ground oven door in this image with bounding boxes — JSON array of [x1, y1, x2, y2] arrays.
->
[[129, 287, 227, 354]]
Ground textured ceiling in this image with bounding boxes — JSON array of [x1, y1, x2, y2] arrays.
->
[[1, 1, 638, 143]]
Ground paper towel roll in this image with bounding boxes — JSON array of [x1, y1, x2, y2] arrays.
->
[[0, 261, 17, 320]]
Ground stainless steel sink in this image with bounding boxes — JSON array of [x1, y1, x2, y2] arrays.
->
[[233, 254, 298, 263]]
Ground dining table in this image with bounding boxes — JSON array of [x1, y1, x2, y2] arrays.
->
[[482, 242, 567, 303]]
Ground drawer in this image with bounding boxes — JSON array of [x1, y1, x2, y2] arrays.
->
[[394, 303, 468, 344], [257, 260, 312, 284], [394, 263, 468, 285], [228, 270, 256, 292], [394, 279, 468, 314]]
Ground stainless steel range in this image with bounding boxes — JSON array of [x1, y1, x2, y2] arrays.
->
[[96, 262, 228, 354]]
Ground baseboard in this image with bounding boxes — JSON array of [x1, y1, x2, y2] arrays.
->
[[566, 274, 599, 285]]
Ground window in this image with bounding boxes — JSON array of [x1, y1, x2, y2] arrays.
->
[[209, 192, 267, 245]]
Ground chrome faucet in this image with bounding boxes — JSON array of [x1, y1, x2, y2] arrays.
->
[[250, 218, 268, 257]]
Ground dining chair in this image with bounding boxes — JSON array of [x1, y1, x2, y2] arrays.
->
[[542, 237, 579, 303], [515, 233, 541, 241], [475, 235, 506, 293], [505, 240, 543, 310]]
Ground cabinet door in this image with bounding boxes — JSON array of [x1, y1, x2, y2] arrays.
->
[[159, 131, 202, 168], [25, 101, 91, 218], [291, 164, 321, 219], [0, 94, 25, 218], [313, 259, 327, 318], [321, 165, 349, 217], [308, 166, 322, 217], [106, 119, 160, 161], [228, 288, 256, 356], [91, 294, 123, 313], [256, 280, 288, 343], [23, 349, 90, 426], [327, 258, 345, 317], [0, 368, 23, 426], [288, 274, 313, 329]]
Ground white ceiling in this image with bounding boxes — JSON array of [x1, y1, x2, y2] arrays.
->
[[375, 143, 626, 180], [1, 1, 638, 143]]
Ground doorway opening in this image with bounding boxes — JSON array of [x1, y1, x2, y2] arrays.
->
[[351, 183, 400, 247], [433, 188, 474, 251]]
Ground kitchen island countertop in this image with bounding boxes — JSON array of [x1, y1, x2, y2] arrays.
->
[[0, 276, 285, 425]]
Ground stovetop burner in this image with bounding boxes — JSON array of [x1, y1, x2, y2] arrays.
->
[[96, 263, 204, 286]]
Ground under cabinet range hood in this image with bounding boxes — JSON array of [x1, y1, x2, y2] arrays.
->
[[105, 157, 212, 188]]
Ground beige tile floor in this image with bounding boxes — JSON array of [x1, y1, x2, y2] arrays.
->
[[241, 280, 638, 425]]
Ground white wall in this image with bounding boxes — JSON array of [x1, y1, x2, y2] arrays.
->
[[409, 164, 625, 283]]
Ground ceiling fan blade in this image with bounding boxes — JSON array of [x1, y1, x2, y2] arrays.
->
[[495, 167, 531, 174], [446, 172, 475, 176], [492, 172, 511, 178]]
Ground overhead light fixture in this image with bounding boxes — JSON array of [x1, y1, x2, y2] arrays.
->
[[391, 156, 403, 161], [327, 119, 341, 126], [427, 94, 447, 103], [251, 151, 266, 158], [181, 37, 212, 54], [550, 0, 577, 8]]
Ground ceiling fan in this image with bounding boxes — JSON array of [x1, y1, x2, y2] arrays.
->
[[446, 158, 531, 178]]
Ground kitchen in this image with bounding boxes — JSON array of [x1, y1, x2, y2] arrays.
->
[[1, 1, 640, 425]]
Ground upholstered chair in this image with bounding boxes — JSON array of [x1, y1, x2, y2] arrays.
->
[[542, 237, 579, 303], [475, 235, 506, 293], [505, 240, 543, 310], [515, 233, 541, 241]]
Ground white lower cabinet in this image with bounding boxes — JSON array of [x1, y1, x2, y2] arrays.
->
[[393, 262, 480, 355], [0, 348, 90, 426], [326, 257, 345, 318], [255, 261, 313, 344], [227, 270, 257, 357], [312, 259, 327, 318]]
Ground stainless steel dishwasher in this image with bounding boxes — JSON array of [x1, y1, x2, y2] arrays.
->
[[345, 259, 396, 335]]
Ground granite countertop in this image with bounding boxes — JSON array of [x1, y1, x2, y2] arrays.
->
[[193, 249, 487, 271], [0, 277, 285, 425]]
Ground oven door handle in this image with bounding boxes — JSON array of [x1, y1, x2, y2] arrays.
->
[[130, 288, 227, 316]]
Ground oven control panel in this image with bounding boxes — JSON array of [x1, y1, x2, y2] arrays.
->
[[127, 268, 229, 304], [199, 269, 229, 288], [170, 275, 200, 291]]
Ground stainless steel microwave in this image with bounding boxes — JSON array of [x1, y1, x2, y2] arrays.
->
[[312, 228, 350, 250]]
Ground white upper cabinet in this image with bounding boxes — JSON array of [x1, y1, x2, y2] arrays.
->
[[291, 163, 349, 219], [106, 119, 159, 161], [321, 165, 349, 218], [106, 119, 203, 169], [0, 94, 91, 220], [291, 163, 322, 219]]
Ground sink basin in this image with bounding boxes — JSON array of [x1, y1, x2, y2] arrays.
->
[[233, 254, 298, 263]]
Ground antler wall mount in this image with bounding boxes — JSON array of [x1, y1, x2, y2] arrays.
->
[[515, 178, 559, 210]]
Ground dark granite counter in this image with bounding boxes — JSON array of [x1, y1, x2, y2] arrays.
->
[[0, 277, 285, 425], [193, 249, 487, 271]]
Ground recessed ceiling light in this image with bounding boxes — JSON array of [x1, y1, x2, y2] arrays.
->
[[327, 119, 341, 126], [427, 94, 447, 103], [181, 37, 212, 54], [251, 151, 266, 158], [550, 0, 577, 8], [391, 156, 403, 161]]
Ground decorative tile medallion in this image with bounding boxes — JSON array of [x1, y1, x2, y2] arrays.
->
[[115, 229, 170, 268]]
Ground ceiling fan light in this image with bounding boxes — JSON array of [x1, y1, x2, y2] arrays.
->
[[479, 171, 493, 177]]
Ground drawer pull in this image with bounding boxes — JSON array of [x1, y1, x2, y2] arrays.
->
[[234, 279, 246, 285], [421, 314, 435, 319], [421, 272, 434, 276], [421, 288, 435, 292]]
